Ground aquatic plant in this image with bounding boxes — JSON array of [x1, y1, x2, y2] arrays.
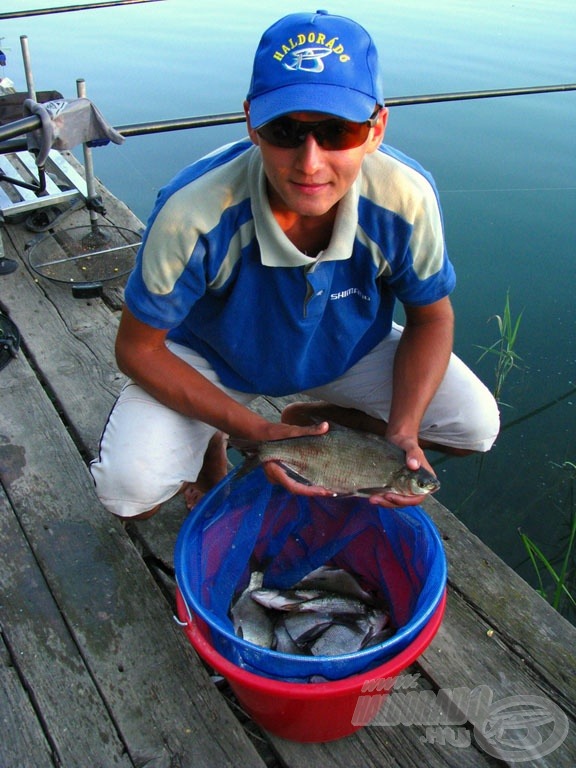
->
[[519, 460, 576, 616], [476, 290, 524, 405]]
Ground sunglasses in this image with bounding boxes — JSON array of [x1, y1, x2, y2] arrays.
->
[[256, 109, 381, 151]]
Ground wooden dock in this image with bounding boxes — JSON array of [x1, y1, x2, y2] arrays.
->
[[1, 152, 575, 767]]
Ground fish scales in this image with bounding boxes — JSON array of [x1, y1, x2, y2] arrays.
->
[[259, 429, 391, 492], [294, 565, 376, 604], [310, 622, 366, 656]]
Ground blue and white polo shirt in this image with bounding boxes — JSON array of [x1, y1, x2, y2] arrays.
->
[[124, 140, 456, 396]]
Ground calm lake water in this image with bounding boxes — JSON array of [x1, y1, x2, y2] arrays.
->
[[3, 0, 576, 612]]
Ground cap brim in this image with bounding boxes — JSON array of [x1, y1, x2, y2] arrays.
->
[[249, 84, 378, 128]]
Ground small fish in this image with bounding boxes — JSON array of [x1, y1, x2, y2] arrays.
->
[[310, 622, 367, 656], [294, 565, 377, 604], [250, 588, 321, 611], [229, 566, 397, 662], [251, 587, 368, 617], [362, 626, 397, 648], [293, 593, 369, 617], [356, 609, 392, 647], [232, 422, 439, 497], [282, 612, 334, 647], [229, 572, 274, 648], [272, 620, 303, 654]]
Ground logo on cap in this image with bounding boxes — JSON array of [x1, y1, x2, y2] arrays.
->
[[283, 47, 332, 73], [273, 32, 351, 70]]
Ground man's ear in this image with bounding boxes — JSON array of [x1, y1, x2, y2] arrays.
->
[[366, 107, 388, 153], [244, 100, 260, 146]]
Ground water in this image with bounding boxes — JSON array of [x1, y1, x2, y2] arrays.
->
[[2, 0, 575, 611]]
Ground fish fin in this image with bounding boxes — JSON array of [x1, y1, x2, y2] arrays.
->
[[355, 487, 393, 497], [277, 461, 314, 486], [231, 452, 314, 491]]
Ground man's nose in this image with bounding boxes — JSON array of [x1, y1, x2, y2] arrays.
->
[[294, 132, 324, 172]]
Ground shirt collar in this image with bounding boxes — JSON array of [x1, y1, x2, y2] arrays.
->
[[248, 148, 359, 268]]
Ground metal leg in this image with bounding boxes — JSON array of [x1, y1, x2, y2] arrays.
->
[[0, 227, 18, 275]]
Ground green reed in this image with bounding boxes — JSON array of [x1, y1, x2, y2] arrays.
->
[[476, 290, 524, 405], [472, 293, 575, 619], [519, 461, 576, 614]]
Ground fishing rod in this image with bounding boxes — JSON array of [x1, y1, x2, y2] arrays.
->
[[0, 0, 165, 21], [114, 83, 576, 138], [1, 82, 575, 149]]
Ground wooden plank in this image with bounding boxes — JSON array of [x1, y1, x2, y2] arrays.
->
[[0, 155, 143, 456], [0, 221, 124, 458], [0, 351, 267, 768], [0, 488, 133, 767], [421, 495, 576, 713], [0, 635, 54, 768], [416, 589, 576, 766], [268, 724, 495, 768], [128, 493, 189, 576]]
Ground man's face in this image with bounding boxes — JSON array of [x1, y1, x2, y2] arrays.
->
[[245, 106, 388, 219]]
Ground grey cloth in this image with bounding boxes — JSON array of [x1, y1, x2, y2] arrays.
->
[[23, 97, 124, 166]]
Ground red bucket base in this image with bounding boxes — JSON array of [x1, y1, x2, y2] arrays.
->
[[176, 589, 446, 743]]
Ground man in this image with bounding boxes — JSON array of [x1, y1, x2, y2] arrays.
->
[[90, 11, 499, 519]]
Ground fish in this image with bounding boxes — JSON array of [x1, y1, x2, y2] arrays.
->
[[281, 612, 334, 649], [294, 565, 377, 604], [310, 622, 366, 656], [229, 566, 396, 662], [229, 571, 274, 648], [249, 588, 323, 612], [232, 422, 440, 498], [251, 587, 369, 617], [272, 620, 303, 654]]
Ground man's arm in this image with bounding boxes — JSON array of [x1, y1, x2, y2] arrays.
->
[[115, 305, 332, 493], [386, 296, 454, 451], [115, 305, 329, 443], [368, 296, 454, 507]]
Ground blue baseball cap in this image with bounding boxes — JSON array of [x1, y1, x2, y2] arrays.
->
[[247, 10, 384, 129]]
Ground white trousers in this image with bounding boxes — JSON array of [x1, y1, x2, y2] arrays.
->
[[90, 325, 499, 517]]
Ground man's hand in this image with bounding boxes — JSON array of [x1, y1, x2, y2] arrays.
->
[[368, 433, 437, 508], [263, 460, 337, 498], [259, 420, 336, 496]]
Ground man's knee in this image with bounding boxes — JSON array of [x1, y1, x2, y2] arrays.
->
[[448, 399, 500, 453], [89, 457, 182, 519]]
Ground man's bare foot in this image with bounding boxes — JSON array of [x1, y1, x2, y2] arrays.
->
[[182, 430, 229, 509]]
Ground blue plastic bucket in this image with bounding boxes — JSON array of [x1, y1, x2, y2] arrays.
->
[[175, 465, 447, 681]]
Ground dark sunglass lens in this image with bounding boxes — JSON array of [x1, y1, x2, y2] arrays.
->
[[316, 120, 370, 150], [258, 116, 374, 150], [259, 118, 299, 148]]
